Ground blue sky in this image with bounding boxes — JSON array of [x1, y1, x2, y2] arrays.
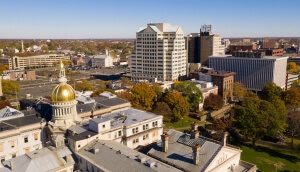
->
[[0, 0, 299, 39]]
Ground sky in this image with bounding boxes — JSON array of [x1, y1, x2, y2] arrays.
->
[[0, 0, 299, 39]]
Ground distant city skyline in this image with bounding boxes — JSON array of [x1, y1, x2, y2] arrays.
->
[[1, 0, 299, 39]]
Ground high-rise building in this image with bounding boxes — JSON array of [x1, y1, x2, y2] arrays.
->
[[130, 23, 186, 82], [185, 25, 225, 66], [209, 52, 288, 91]]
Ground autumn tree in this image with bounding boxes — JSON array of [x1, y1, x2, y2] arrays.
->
[[173, 81, 203, 111], [164, 91, 189, 121], [120, 77, 132, 87], [203, 93, 224, 110], [261, 82, 283, 102], [287, 62, 299, 73], [211, 113, 234, 133], [152, 82, 163, 101], [0, 64, 9, 74], [2, 80, 20, 95], [244, 91, 259, 100], [286, 109, 300, 147], [74, 79, 92, 91], [284, 87, 300, 108], [152, 102, 172, 122], [233, 98, 286, 147], [129, 83, 156, 111], [232, 82, 247, 101], [0, 100, 11, 109], [116, 90, 132, 101]]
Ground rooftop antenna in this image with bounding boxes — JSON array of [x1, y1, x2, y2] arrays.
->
[[21, 40, 24, 53]]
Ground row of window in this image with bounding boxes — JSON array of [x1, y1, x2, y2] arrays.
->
[[0, 134, 39, 151]]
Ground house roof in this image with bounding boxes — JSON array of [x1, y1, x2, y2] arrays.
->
[[0, 114, 42, 133], [147, 130, 222, 172], [0, 146, 74, 172], [76, 140, 181, 172]]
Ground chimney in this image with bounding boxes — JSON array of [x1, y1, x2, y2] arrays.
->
[[190, 130, 199, 139], [10, 161, 14, 170], [192, 144, 200, 165], [66, 155, 72, 163], [161, 132, 170, 152], [190, 122, 198, 131], [222, 132, 228, 146]]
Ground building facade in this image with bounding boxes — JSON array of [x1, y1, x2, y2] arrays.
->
[[185, 25, 225, 67], [131, 23, 186, 82], [209, 52, 288, 91], [0, 54, 70, 70], [91, 50, 114, 68]]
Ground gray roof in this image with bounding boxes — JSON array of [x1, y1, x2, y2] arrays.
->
[[90, 108, 161, 129], [68, 130, 98, 141], [0, 115, 42, 133], [97, 97, 129, 107], [147, 130, 222, 172], [76, 140, 181, 172], [76, 102, 107, 114], [0, 146, 74, 172]]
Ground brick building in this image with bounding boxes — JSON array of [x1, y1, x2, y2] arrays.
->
[[190, 68, 235, 103], [228, 44, 257, 54]]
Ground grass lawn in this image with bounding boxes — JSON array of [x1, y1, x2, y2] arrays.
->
[[235, 142, 300, 172], [164, 116, 205, 132]]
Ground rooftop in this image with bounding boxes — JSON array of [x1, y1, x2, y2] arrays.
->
[[0, 146, 74, 172], [90, 108, 162, 129], [148, 130, 221, 171], [76, 140, 181, 172]]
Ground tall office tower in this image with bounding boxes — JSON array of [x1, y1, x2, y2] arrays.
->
[[185, 25, 225, 66], [185, 33, 201, 63], [209, 51, 288, 91], [200, 25, 225, 66], [131, 23, 186, 82]]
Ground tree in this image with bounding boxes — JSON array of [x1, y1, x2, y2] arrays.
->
[[129, 83, 156, 111], [120, 77, 132, 87], [203, 93, 224, 110], [244, 91, 259, 100], [287, 62, 299, 73], [2, 80, 20, 95], [164, 91, 189, 121], [74, 79, 92, 91], [233, 98, 286, 147], [211, 113, 234, 133], [0, 64, 9, 74], [284, 87, 300, 108], [152, 82, 163, 101], [173, 81, 203, 111], [152, 102, 172, 122], [286, 110, 300, 147], [261, 82, 283, 102], [232, 82, 247, 101], [0, 100, 11, 109], [116, 90, 132, 101], [291, 80, 300, 88]]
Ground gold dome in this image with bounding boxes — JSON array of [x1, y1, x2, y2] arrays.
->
[[51, 83, 76, 102]]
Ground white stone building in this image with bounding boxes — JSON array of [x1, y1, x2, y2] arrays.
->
[[209, 52, 288, 91], [0, 111, 45, 162], [68, 108, 163, 151], [147, 129, 257, 172], [131, 23, 187, 82], [90, 50, 114, 68]]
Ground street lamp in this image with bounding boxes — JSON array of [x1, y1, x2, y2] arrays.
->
[[181, 118, 183, 127]]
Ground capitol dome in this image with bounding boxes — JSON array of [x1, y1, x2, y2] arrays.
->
[[51, 83, 76, 102]]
